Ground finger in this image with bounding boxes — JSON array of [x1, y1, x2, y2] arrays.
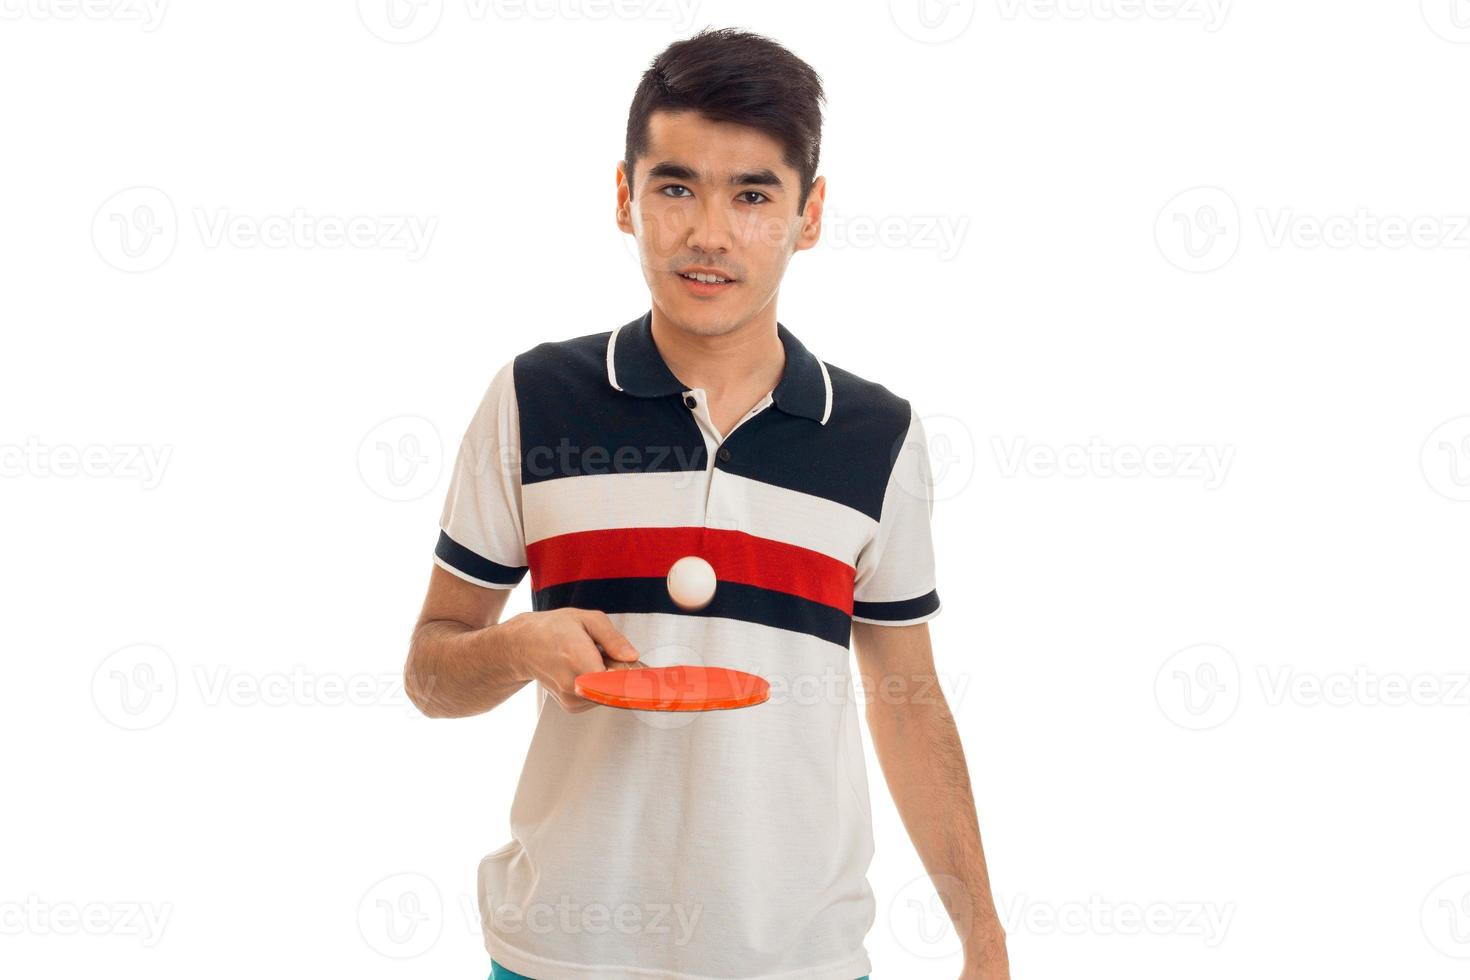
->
[[553, 672, 599, 713], [556, 694, 595, 714], [580, 611, 641, 663], [561, 637, 615, 710]]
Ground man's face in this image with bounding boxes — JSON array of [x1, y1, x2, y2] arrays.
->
[[617, 110, 825, 338]]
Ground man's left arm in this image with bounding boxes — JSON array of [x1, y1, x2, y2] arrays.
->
[[852, 619, 1010, 980]]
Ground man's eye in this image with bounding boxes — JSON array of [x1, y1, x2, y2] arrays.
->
[[662, 185, 692, 198], [740, 191, 768, 205]]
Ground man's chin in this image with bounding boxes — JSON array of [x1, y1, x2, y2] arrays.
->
[[654, 293, 748, 338]]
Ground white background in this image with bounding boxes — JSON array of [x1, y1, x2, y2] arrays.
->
[[3, 1, 1469, 977]]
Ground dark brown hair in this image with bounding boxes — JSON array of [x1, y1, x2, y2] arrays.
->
[[624, 27, 826, 215]]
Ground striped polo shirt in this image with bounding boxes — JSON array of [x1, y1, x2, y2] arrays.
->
[[434, 311, 941, 980]]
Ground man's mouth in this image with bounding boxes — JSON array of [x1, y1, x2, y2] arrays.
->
[[677, 270, 735, 284], [674, 267, 738, 296]]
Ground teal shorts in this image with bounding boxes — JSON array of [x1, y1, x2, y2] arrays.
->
[[491, 959, 869, 979]]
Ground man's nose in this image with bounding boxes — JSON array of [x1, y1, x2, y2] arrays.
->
[[686, 197, 734, 253]]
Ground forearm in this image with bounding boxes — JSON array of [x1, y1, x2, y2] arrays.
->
[[866, 687, 1006, 962], [405, 616, 532, 718]]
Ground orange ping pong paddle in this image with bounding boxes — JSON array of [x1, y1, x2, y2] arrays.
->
[[574, 665, 769, 712]]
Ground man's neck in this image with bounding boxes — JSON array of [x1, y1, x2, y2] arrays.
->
[[648, 304, 785, 404]]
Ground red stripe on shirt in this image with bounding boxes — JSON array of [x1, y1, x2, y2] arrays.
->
[[527, 527, 855, 614]]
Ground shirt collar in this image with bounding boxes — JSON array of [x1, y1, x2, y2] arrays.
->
[[605, 310, 832, 425]]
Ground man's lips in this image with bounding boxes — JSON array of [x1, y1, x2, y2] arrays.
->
[[673, 269, 737, 295], [674, 266, 737, 284]]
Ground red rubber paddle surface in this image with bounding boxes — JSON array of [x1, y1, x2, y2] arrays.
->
[[574, 665, 770, 712]]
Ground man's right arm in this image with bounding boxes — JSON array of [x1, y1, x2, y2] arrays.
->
[[404, 564, 643, 719]]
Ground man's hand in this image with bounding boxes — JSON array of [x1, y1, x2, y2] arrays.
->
[[502, 607, 644, 713], [405, 566, 643, 719], [960, 924, 1010, 979]]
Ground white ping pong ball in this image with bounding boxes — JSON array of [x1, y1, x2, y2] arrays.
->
[[667, 555, 717, 610]]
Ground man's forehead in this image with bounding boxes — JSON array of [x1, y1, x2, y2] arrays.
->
[[641, 111, 792, 177]]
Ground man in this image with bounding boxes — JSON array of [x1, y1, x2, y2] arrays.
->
[[404, 27, 1009, 980]]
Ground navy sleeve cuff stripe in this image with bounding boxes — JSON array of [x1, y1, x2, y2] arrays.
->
[[434, 531, 528, 587], [851, 589, 940, 623]]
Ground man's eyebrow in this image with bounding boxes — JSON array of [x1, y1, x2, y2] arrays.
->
[[731, 168, 784, 189], [645, 161, 785, 189]]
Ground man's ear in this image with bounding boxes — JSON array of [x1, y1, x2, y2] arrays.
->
[[794, 175, 826, 253], [615, 160, 635, 235]]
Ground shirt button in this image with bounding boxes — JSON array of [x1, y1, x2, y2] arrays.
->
[[684, 395, 697, 409], [717, 447, 732, 462]]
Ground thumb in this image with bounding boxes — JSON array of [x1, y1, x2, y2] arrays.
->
[[581, 611, 641, 663]]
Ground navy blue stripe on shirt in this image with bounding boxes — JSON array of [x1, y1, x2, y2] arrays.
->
[[533, 577, 854, 648], [512, 329, 913, 522], [435, 530, 529, 586], [852, 589, 940, 623]]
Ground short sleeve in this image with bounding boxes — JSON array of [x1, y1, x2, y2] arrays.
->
[[851, 406, 942, 626], [432, 358, 530, 590]]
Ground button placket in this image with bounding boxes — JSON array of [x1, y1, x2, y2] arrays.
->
[[683, 390, 773, 525], [680, 389, 719, 519], [682, 389, 718, 453]]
